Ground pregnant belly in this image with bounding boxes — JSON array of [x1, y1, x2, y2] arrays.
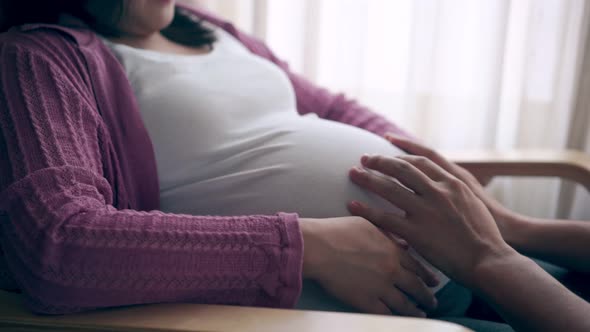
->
[[159, 114, 450, 296], [160, 114, 405, 218]]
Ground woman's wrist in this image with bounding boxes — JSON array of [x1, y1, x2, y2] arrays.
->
[[299, 218, 322, 280]]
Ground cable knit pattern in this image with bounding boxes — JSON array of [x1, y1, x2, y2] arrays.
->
[[0, 29, 301, 314], [0, 6, 411, 315]]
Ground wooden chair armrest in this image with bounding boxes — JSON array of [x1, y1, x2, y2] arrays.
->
[[443, 149, 590, 191], [0, 291, 470, 332]]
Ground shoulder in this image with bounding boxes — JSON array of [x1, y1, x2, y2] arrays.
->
[[1, 24, 90, 51], [0, 25, 108, 91], [1, 24, 100, 73]]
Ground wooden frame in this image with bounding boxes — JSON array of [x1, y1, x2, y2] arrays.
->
[[446, 149, 590, 191], [0, 290, 469, 332]]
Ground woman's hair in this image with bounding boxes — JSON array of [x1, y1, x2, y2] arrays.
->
[[0, 0, 216, 47]]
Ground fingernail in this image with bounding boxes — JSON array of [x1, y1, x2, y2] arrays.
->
[[349, 201, 364, 209], [398, 240, 410, 250], [351, 166, 366, 174], [361, 154, 370, 164], [432, 276, 440, 286]]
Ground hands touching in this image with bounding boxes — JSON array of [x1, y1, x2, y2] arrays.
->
[[347, 138, 518, 287], [299, 217, 439, 316], [347, 135, 590, 332], [298, 135, 526, 317], [381, 135, 522, 242]]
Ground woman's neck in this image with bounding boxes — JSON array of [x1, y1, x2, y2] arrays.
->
[[108, 31, 212, 55], [108, 31, 167, 51]]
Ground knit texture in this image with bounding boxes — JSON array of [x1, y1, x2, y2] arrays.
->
[[0, 6, 410, 314]]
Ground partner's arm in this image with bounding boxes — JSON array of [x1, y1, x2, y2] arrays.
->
[[387, 134, 590, 274], [347, 153, 590, 332], [471, 251, 589, 332], [505, 216, 590, 274]]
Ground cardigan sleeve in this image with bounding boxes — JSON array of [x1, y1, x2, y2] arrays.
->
[[222, 23, 414, 139], [0, 39, 302, 314]]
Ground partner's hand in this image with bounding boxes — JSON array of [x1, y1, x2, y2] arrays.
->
[[299, 217, 438, 316], [383, 134, 520, 242], [347, 155, 516, 287]]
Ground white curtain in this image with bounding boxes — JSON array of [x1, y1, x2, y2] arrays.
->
[[187, 0, 590, 219]]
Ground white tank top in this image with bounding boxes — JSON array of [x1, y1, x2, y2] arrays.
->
[[104, 28, 448, 293]]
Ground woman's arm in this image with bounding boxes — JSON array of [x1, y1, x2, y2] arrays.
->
[[0, 42, 303, 314], [386, 134, 590, 274], [347, 153, 590, 332]]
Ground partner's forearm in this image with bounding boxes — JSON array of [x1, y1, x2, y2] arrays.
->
[[472, 252, 590, 332], [508, 216, 590, 274]]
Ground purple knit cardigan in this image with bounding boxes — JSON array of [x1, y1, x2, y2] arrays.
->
[[0, 6, 410, 314]]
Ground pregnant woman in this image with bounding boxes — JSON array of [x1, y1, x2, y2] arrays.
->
[[0, 0, 464, 323]]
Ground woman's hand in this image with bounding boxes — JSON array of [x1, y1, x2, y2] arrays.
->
[[347, 154, 517, 287], [383, 134, 523, 244], [299, 217, 439, 316]]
